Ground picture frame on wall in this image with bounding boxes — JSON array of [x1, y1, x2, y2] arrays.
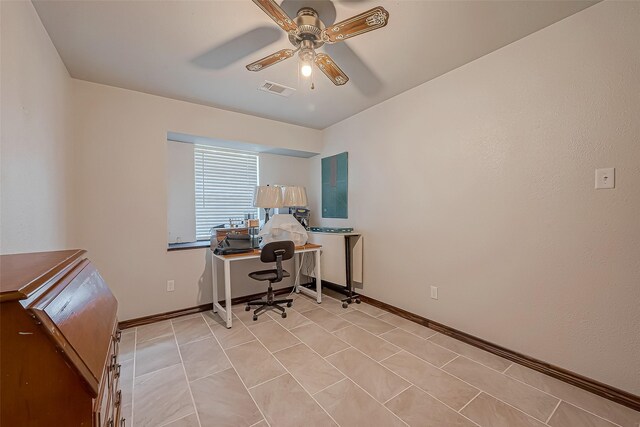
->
[[321, 152, 348, 218]]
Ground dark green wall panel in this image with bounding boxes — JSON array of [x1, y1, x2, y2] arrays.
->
[[321, 152, 348, 218]]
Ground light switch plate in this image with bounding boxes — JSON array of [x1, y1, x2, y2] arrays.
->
[[595, 168, 615, 189]]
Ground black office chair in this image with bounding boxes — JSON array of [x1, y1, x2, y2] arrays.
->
[[245, 241, 295, 321]]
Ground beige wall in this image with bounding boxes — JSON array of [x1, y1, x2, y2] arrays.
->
[[311, 1, 640, 394], [0, 0, 74, 253], [259, 152, 312, 190], [71, 80, 321, 321]]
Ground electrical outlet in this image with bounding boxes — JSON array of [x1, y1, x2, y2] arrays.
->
[[167, 280, 175, 292], [595, 168, 615, 189], [430, 286, 438, 300]]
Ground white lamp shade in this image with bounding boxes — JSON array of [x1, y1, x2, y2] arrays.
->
[[282, 186, 308, 207], [253, 185, 283, 208]]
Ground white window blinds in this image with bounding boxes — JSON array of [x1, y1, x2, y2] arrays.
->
[[194, 145, 259, 240]]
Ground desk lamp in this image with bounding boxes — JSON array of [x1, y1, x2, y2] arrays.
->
[[282, 186, 308, 208], [283, 186, 310, 229], [253, 185, 283, 224]]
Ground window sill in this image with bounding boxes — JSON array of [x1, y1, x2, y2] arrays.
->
[[167, 240, 210, 252]]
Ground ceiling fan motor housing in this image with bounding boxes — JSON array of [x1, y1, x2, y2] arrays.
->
[[289, 7, 325, 49], [248, 0, 389, 87]]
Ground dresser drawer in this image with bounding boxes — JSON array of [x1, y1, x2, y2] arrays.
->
[[95, 366, 112, 427], [113, 389, 123, 427], [94, 330, 122, 427]]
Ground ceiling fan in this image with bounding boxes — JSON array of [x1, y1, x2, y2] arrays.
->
[[246, 0, 389, 86]]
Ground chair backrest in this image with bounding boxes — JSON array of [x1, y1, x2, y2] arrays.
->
[[260, 241, 295, 263]]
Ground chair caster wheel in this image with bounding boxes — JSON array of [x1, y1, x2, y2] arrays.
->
[[355, 299, 361, 304], [281, 312, 287, 319], [287, 302, 292, 308], [342, 302, 348, 309], [245, 305, 251, 311], [252, 315, 258, 321]]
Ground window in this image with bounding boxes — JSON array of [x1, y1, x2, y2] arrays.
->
[[194, 144, 259, 240]]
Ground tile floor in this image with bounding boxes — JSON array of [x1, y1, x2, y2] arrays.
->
[[118, 292, 640, 427]]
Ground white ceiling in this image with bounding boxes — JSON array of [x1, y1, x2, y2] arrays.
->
[[33, 0, 597, 129]]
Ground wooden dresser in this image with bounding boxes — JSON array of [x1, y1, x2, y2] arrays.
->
[[0, 250, 124, 427]]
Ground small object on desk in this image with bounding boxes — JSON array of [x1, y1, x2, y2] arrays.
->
[[209, 224, 226, 234], [309, 227, 354, 233], [229, 217, 245, 228], [245, 216, 260, 248], [245, 218, 259, 228], [214, 227, 249, 243], [290, 207, 311, 230], [212, 233, 253, 255]]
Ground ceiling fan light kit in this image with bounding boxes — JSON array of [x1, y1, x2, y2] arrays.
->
[[246, 0, 389, 88]]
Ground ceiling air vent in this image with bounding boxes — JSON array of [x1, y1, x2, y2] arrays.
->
[[258, 81, 295, 97]]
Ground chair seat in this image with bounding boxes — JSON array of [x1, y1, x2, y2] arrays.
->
[[248, 269, 290, 282]]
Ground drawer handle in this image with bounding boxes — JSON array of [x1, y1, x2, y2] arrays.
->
[[107, 419, 114, 427], [120, 419, 126, 427], [115, 329, 122, 342], [115, 363, 121, 378], [115, 390, 122, 407], [110, 354, 118, 370]]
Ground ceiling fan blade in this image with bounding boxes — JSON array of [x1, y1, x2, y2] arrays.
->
[[252, 0, 298, 33], [321, 6, 389, 44], [314, 53, 349, 86], [246, 49, 295, 71]]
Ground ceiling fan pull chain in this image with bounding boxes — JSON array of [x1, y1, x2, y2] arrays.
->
[[311, 64, 315, 90], [311, 50, 315, 90]]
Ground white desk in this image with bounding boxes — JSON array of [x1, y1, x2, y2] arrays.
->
[[211, 244, 322, 328]]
